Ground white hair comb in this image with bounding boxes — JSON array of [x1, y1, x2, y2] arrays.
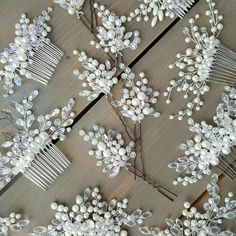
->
[[163, 0, 236, 120], [0, 7, 64, 96], [0, 90, 75, 190], [128, 0, 195, 27], [169, 86, 236, 186]]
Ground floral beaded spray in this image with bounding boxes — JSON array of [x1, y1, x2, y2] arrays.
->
[[127, 0, 195, 27], [139, 174, 236, 236], [0, 90, 75, 191], [28, 187, 152, 236], [0, 7, 64, 96], [164, 0, 236, 120], [0, 212, 29, 236], [169, 86, 236, 186]]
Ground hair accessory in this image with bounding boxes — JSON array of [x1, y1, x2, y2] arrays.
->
[[127, 0, 195, 27], [72, 50, 118, 101], [0, 212, 29, 236], [0, 7, 64, 96], [0, 90, 75, 191], [140, 174, 236, 236], [53, 0, 85, 16], [28, 187, 152, 236], [80, 125, 177, 201], [111, 64, 160, 123], [163, 0, 235, 120], [90, 3, 141, 59], [169, 86, 236, 186]]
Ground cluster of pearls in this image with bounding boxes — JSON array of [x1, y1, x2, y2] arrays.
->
[[140, 174, 236, 236], [30, 187, 151, 236], [79, 125, 136, 177], [169, 86, 236, 186], [164, 0, 224, 120], [127, 0, 193, 27], [0, 212, 29, 235], [0, 8, 52, 96], [72, 50, 118, 101], [112, 66, 160, 123], [53, 0, 85, 17], [91, 3, 141, 57], [0, 90, 75, 190]]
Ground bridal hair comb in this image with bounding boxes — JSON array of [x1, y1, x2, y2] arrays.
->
[[140, 174, 236, 236], [128, 0, 195, 27], [163, 0, 233, 120], [28, 187, 152, 236], [0, 90, 75, 190], [0, 7, 64, 96], [169, 86, 236, 186], [80, 125, 177, 201], [90, 3, 141, 59], [0, 212, 29, 236]]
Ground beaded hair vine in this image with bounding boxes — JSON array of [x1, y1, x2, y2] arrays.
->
[[169, 86, 236, 186], [0, 212, 29, 236], [0, 90, 75, 190], [0, 7, 64, 96], [54, 1, 141, 62], [79, 125, 176, 201], [27, 187, 152, 236], [164, 0, 236, 120], [128, 0, 195, 27], [140, 174, 236, 236]]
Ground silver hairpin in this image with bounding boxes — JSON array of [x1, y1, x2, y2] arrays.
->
[[0, 7, 64, 96], [163, 0, 236, 120], [140, 174, 236, 236], [0, 212, 29, 236], [169, 86, 236, 186], [128, 0, 195, 27], [0, 90, 75, 191]]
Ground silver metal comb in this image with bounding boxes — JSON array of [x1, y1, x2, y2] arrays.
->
[[208, 44, 236, 85], [0, 7, 64, 96], [0, 90, 75, 191]]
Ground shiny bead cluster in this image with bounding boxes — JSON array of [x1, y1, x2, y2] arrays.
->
[[91, 3, 141, 57], [0, 90, 75, 190], [29, 187, 152, 236], [0, 212, 29, 235], [72, 50, 118, 101], [53, 0, 85, 16], [164, 0, 224, 120], [169, 86, 236, 186], [79, 125, 136, 177], [140, 174, 236, 236], [112, 65, 160, 123], [128, 0, 194, 27], [0, 8, 52, 96]]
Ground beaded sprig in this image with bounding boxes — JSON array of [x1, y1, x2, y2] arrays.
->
[[0, 90, 75, 190], [164, 0, 224, 120], [127, 0, 195, 27], [140, 174, 236, 236], [0, 212, 29, 236], [53, 0, 85, 16], [27, 187, 152, 236], [0, 7, 64, 96], [91, 3, 141, 58], [169, 86, 236, 186], [79, 125, 136, 177], [72, 50, 118, 101], [111, 64, 160, 123]]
